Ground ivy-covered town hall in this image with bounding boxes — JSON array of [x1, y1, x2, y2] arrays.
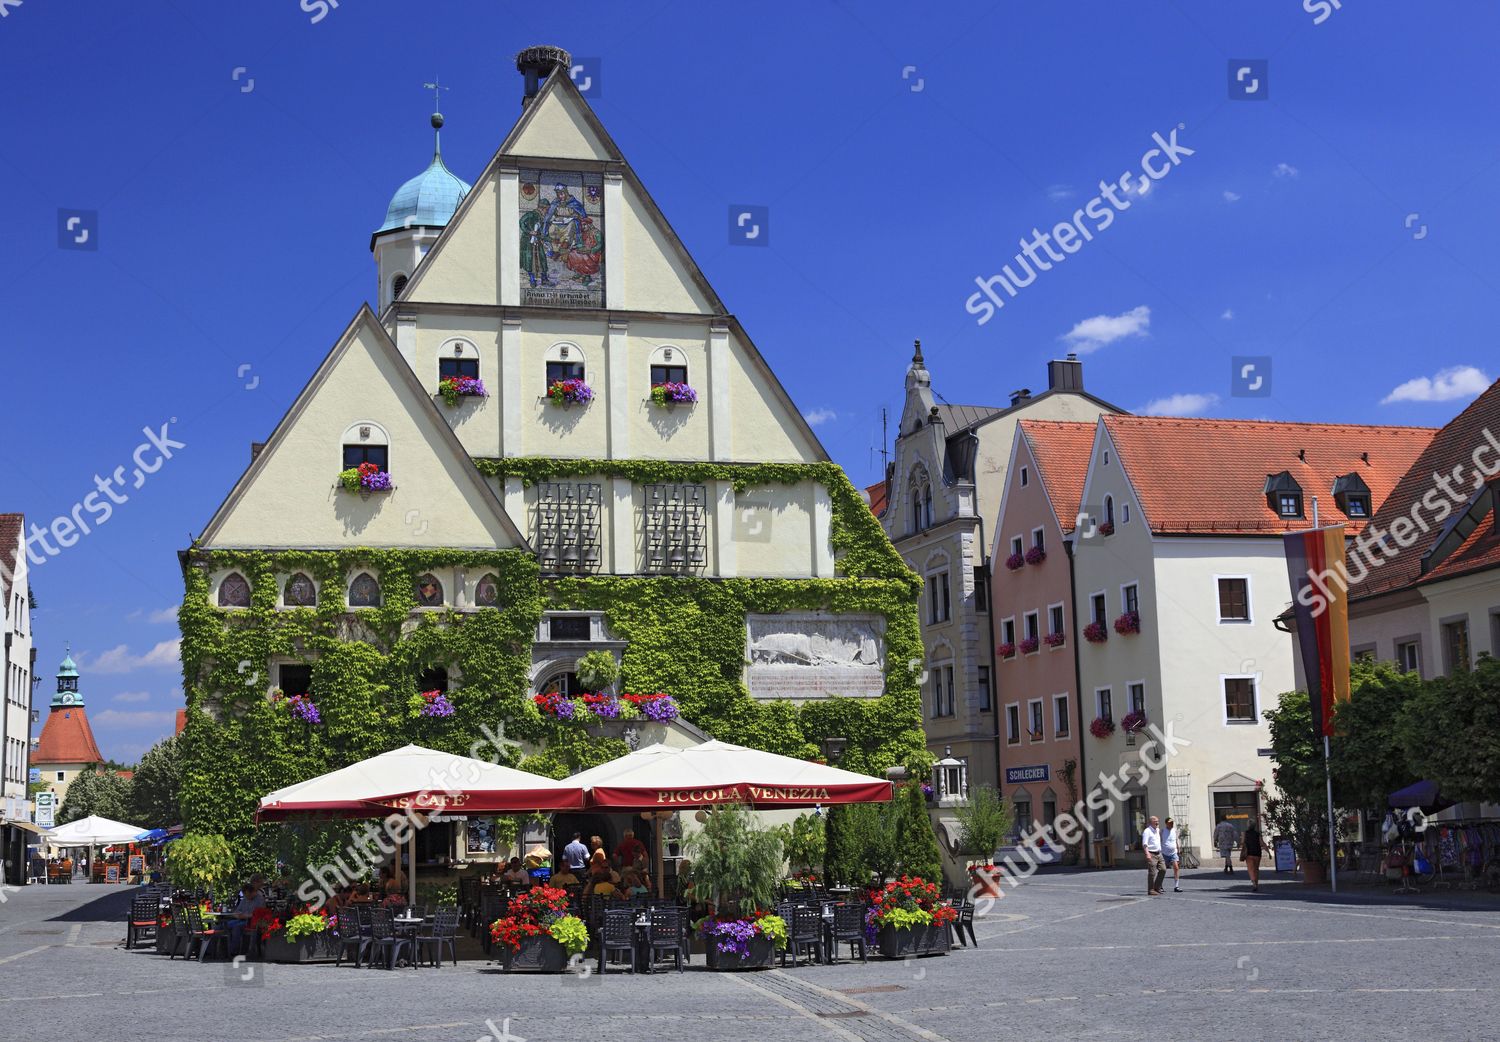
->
[[179, 47, 926, 868]]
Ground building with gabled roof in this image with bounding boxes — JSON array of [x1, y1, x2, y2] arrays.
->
[[32, 652, 103, 808], [1346, 377, 1500, 678]]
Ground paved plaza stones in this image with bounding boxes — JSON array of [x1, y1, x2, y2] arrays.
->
[[5, 868, 1500, 1042]]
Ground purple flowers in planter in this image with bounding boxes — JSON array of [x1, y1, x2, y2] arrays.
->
[[1113, 610, 1141, 635], [1024, 545, 1046, 565], [1019, 636, 1040, 655], [418, 690, 455, 718], [650, 382, 697, 406], [547, 379, 593, 406], [1083, 621, 1108, 643], [997, 642, 1017, 658], [702, 918, 758, 958], [1120, 710, 1148, 734], [438, 375, 488, 407], [361, 470, 392, 492], [1089, 716, 1115, 739], [1005, 552, 1025, 571], [1043, 631, 1066, 648], [639, 694, 680, 722], [288, 695, 321, 725]]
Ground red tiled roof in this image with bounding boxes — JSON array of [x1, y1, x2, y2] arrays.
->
[[33, 707, 104, 766], [866, 479, 888, 518], [1350, 377, 1500, 599], [1102, 415, 1436, 536], [1017, 420, 1097, 534], [0, 513, 22, 604], [175, 709, 187, 735]]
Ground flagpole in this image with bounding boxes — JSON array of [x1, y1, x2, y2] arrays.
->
[[1310, 497, 1339, 894]]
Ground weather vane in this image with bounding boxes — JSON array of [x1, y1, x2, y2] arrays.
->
[[423, 77, 449, 113]]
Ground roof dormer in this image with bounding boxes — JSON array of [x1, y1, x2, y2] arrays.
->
[[1264, 471, 1304, 519], [1331, 472, 1372, 519]]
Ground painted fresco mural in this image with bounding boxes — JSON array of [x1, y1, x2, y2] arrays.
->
[[520, 168, 605, 307]]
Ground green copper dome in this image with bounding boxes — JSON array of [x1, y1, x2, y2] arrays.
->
[[374, 112, 471, 237], [58, 652, 78, 677]]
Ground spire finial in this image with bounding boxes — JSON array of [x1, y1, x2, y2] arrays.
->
[[423, 78, 450, 156], [912, 339, 924, 366]]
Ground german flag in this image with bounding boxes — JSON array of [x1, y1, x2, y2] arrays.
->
[[1283, 526, 1352, 738]]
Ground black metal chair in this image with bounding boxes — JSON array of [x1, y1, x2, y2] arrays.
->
[[782, 905, 825, 967], [828, 903, 868, 963], [598, 907, 638, 974], [182, 906, 230, 962], [367, 908, 410, 970], [643, 907, 684, 973], [125, 894, 159, 950], [415, 907, 460, 968], [477, 891, 504, 951], [334, 909, 368, 968], [952, 897, 977, 948]]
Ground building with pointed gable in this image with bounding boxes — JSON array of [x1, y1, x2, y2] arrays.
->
[[32, 652, 104, 807], [179, 47, 925, 868]]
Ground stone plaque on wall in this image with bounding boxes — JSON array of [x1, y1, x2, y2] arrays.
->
[[746, 613, 886, 700]]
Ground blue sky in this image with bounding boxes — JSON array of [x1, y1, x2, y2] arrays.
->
[[2, 1, 1496, 762]]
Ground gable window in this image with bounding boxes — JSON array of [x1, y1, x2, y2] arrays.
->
[[1104, 495, 1115, 526], [1122, 583, 1139, 616], [1121, 503, 1131, 525], [650, 363, 688, 385], [1395, 638, 1421, 675], [1032, 528, 1045, 552], [1054, 694, 1070, 736], [342, 443, 389, 471], [283, 573, 317, 608], [1332, 472, 1372, 519], [1096, 687, 1113, 723], [1006, 704, 1021, 744], [1224, 676, 1257, 722], [391, 273, 408, 300], [474, 573, 500, 608], [909, 466, 933, 534], [279, 663, 312, 698], [439, 356, 480, 380], [1442, 618, 1471, 673], [348, 572, 381, 608], [1090, 593, 1107, 627], [1010, 536, 1023, 558], [1028, 699, 1044, 740], [1020, 466, 1029, 488], [1217, 577, 1250, 622], [415, 573, 445, 607], [218, 573, 251, 608]]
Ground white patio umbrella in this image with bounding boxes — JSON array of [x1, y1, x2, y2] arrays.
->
[[46, 815, 147, 882], [568, 740, 893, 896], [257, 744, 584, 904]]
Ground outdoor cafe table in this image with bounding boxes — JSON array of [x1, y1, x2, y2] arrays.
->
[[393, 913, 424, 967]]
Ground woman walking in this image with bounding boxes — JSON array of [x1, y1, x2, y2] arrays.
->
[[1214, 819, 1237, 875], [1241, 820, 1264, 892], [1163, 817, 1182, 893]]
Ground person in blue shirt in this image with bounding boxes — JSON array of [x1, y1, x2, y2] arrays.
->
[[563, 832, 589, 872]]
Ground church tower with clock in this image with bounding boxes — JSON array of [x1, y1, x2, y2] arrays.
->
[[31, 651, 105, 806]]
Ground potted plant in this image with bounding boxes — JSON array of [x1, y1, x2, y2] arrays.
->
[[621, 692, 680, 722], [490, 885, 589, 972], [574, 650, 619, 692], [997, 641, 1016, 659], [685, 803, 787, 970], [867, 877, 956, 958], [408, 689, 455, 718], [338, 462, 393, 494], [437, 374, 487, 407], [1004, 552, 1025, 571], [1018, 636, 1040, 655], [264, 909, 341, 963], [650, 381, 697, 407], [1120, 710, 1148, 735], [546, 378, 594, 406], [1043, 631, 1066, 648], [954, 785, 1012, 898], [1098, 521, 1115, 536], [1113, 610, 1141, 635], [271, 689, 322, 725], [1083, 621, 1108, 644], [1089, 716, 1116, 739], [1024, 545, 1046, 565]]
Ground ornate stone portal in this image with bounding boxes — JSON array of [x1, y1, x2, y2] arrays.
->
[[746, 613, 886, 700]]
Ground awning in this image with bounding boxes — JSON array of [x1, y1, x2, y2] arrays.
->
[[568, 740, 893, 811], [4, 819, 51, 836], [45, 815, 147, 845]]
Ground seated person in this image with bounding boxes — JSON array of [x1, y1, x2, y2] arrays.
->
[[631, 855, 652, 893], [584, 874, 618, 899], [224, 881, 266, 953], [500, 857, 531, 886], [348, 882, 373, 904], [620, 869, 649, 898], [550, 865, 581, 888]]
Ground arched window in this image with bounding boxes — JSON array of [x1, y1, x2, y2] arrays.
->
[[649, 345, 688, 386], [414, 573, 445, 607], [391, 273, 408, 300], [540, 670, 582, 697], [473, 573, 500, 608], [545, 342, 586, 389], [438, 339, 479, 380], [417, 665, 449, 693], [1104, 495, 1115, 526], [218, 573, 251, 608], [341, 422, 390, 472], [348, 572, 381, 608], [283, 573, 317, 608], [909, 466, 932, 534]]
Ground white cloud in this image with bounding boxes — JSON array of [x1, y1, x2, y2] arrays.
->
[[1046, 184, 1075, 201], [1059, 305, 1151, 354], [802, 408, 837, 427], [1381, 365, 1492, 404], [113, 691, 152, 704], [1222, 190, 1241, 203], [85, 639, 181, 675], [1139, 392, 1220, 417], [91, 709, 179, 730], [1273, 162, 1299, 179], [147, 606, 178, 624], [1220, 308, 1234, 320]]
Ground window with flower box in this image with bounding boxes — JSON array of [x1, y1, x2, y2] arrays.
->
[[342, 444, 388, 471], [547, 360, 585, 386], [439, 357, 479, 380]]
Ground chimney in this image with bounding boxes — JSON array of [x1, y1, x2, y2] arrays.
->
[[516, 45, 573, 108], [1047, 353, 1084, 392], [1009, 388, 1032, 407]]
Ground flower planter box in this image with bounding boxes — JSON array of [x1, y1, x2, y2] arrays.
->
[[704, 934, 777, 971], [967, 870, 1003, 898], [876, 923, 951, 959], [501, 933, 571, 973], [263, 930, 341, 963]]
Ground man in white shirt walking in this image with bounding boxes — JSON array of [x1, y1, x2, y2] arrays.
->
[[1162, 817, 1182, 893], [1142, 816, 1165, 896]]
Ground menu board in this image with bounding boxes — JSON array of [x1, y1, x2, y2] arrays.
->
[[105, 865, 121, 883], [128, 855, 145, 877]]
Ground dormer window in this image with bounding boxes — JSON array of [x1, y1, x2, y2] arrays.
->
[[1264, 471, 1303, 518], [1332, 472, 1371, 519]]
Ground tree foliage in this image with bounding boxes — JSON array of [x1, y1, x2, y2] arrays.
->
[[166, 832, 238, 897], [954, 784, 1012, 861], [1331, 660, 1421, 811], [1396, 654, 1500, 803], [775, 812, 826, 874], [1264, 690, 1344, 862], [128, 735, 183, 830], [891, 780, 943, 883], [57, 767, 133, 825]]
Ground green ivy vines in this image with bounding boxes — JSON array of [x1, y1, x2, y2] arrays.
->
[[180, 459, 926, 873]]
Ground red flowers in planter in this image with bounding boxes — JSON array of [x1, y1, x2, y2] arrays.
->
[[1018, 636, 1040, 655], [1005, 552, 1025, 570], [1114, 610, 1141, 635], [1083, 621, 1108, 643], [1120, 710, 1148, 734], [1098, 521, 1115, 537], [997, 641, 1016, 658], [1090, 716, 1116, 739], [1024, 546, 1046, 565], [1043, 631, 1066, 648]]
